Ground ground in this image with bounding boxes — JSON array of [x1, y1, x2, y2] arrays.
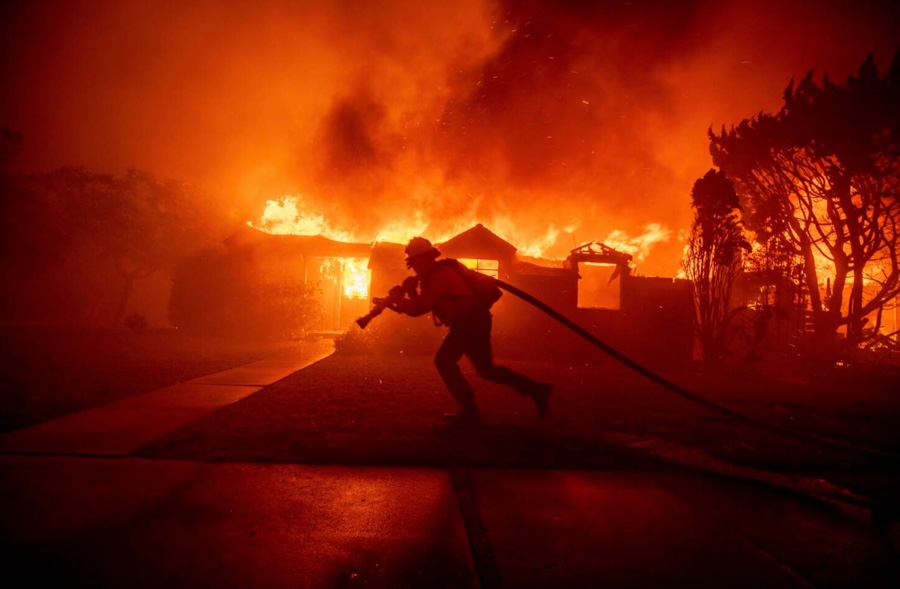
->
[[136, 348, 900, 529], [0, 326, 303, 432], [1, 332, 898, 587], [139, 352, 900, 471]]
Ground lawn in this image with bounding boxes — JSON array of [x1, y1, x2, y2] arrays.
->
[[0, 326, 304, 432], [138, 350, 900, 478]]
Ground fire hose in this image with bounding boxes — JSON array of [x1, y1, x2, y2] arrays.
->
[[494, 279, 898, 461], [358, 277, 898, 461]]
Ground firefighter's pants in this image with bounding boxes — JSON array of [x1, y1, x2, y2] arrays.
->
[[434, 311, 540, 409]]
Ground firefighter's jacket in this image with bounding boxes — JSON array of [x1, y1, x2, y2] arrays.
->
[[396, 261, 481, 327]]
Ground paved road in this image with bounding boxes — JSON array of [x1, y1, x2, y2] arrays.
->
[[1, 343, 896, 588], [2, 455, 896, 588], [0, 340, 333, 456]]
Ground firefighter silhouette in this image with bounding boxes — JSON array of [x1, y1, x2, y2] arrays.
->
[[390, 237, 551, 425]]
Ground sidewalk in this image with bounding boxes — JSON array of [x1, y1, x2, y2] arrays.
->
[[0, 339, 333, 456]]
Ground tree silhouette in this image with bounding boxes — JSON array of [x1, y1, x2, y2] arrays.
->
[[0, 128, 23, 170], [0, 167, 219, 325], [682, 169, 748, 367], [710, 51, 900, 351], [107, 171, 213, 325]]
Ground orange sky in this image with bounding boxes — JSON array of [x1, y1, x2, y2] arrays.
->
[[2, 0, 898, 275]]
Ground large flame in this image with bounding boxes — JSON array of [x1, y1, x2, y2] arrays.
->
[[341, 258, 371, 299], [601, 223, 673, 263], [316, 256, 372, 299], [254, 196, 353, 243], [6, 1, 896, 280], [252, 195, 671, 263]]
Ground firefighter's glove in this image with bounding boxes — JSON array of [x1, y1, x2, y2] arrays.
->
[[402, 276, 419, 295]]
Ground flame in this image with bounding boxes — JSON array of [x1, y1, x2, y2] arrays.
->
[[251, 195, 436, 245], [458, 258, 499, 277], [252, 196, 354, 242], [490, 219, 567, 259], [602, 223, 673, 263], [252, 195, 671, 265], [316, 256, 371, 299], [747, 231, 883, 288], [374, 215, 430, 244], [342, 258, 371, 299]]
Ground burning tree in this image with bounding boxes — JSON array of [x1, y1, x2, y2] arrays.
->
[[710, 52, 900, 351], [682, 169, 748, 367]]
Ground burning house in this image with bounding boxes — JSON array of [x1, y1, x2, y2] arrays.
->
[[218, 223, 692, 365], [222, 225, 373, 332]]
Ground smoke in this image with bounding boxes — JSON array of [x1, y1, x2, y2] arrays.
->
[[2, 0, 898, 275]]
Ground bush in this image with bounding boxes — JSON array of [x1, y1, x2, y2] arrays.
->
[[124, 312, 148, 333], [333, 324, 378, 355], [169, 245, 321, 340], [333, 314, 442, 356]]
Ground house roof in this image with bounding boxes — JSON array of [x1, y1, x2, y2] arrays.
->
[[437, 224, 517, 260], [368, 224, 519, 270], [368, 241, 407, 270], [225, 224, 372, 258], [566, 241, 633, 266], [513, 260, 577, 277]]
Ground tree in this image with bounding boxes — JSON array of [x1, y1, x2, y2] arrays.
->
[[682, 169, 749, 367], [710, 51, 900, 351], [57, 169, 220, 325], [0, 128, 23, 170], [110, 171, 214, 325], [0, 167, 220, 325]]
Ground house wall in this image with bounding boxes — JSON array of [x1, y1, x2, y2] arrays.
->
[[618, 276, 693, 367], [366, 262, 693, 368], [493, 272, 578, 360], [494, 273, 693, 369]]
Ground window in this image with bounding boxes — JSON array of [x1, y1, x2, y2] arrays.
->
[[458, 258, 499, 279], [577, 263, 621, 309]]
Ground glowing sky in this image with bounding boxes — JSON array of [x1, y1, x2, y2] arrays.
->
[[2, 0, 897, 274]]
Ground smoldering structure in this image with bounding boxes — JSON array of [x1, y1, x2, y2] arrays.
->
[[210, 223, 692, 367]]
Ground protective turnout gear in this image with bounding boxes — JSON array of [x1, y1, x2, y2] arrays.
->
[[366, 235, 552, 421], [394, 243, 551, 419], [397, 260, 482, 326], [434, 310, 550, 419], [404, 237, 440, 262], [401, 275, 420, 295]]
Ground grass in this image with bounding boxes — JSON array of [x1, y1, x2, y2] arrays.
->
[[5, 325, 897, 500], [138, 351, 900, 477], [0, 326, 303, 433]]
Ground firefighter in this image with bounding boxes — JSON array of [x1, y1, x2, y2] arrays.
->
[[391, 236, 552, 425]]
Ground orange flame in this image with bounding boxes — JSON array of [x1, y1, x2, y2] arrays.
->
[[342, 258, 371, 299], [252, 196, 353, 242], [602, 223, 673, 263], [252, 195, 671, 263]]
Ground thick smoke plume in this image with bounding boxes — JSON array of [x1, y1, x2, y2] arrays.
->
[[2, 0, 898, 274]]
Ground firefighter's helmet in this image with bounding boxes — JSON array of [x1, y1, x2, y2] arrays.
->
[[404, 237, 440, 261]]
